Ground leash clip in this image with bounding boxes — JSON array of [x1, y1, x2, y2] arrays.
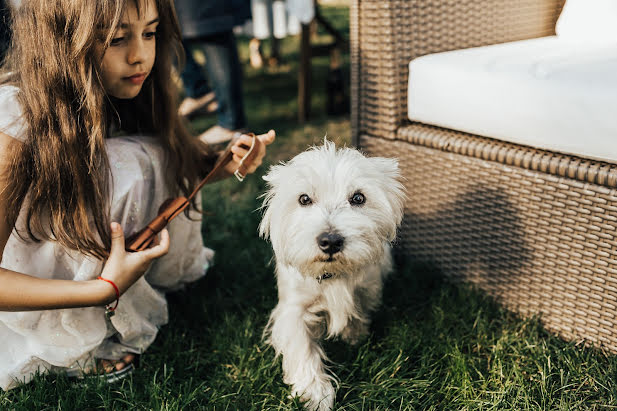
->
[[234, 169, 246, 182], [234, 133, 257, 182]]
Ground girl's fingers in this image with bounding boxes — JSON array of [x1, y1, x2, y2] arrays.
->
[[109, 222, 125, 255], [230, 130, 272, 172], [232, 153, 263, 167], [237, 130, 275, 148], [141, 228, 170, 259], [231, 140, 256, 163], [151, 231, 161, 246], [258, 129, 276, 145], [231, 149, 248, 164], [237, 134, 255, 147], [231, 144, 248, 157]]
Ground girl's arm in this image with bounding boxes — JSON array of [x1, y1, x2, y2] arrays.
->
[[0, 269, 116, 311], [0, 224, 170, 311], [0, 131, 170, 312]]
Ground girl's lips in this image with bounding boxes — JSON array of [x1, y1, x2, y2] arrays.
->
[[124, 73, 146, 85]]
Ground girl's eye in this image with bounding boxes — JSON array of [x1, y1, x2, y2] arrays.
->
[[298, 194, 312, 206], [110, 37, 125, 46], [144, 31, 157, 39], [349, 192, 366, 206]]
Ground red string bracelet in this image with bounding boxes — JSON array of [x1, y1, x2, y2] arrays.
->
[[96, 276, 119, 318]]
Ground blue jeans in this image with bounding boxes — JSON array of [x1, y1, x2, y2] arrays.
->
[[181, 41, 212, 99], [182, 32, 247, 130]]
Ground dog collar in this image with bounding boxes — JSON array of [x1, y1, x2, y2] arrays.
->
[[316, 272, 334, 284]]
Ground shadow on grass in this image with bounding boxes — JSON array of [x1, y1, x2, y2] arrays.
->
[[318, 253, 617, 409]]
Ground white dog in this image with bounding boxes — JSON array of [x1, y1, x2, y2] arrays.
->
[[259, 140, 406, 410]]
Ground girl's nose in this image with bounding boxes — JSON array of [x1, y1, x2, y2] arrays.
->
[[127, 38, 146, 65]]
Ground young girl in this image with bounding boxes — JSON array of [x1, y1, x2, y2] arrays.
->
[[0, 0, 275, 390]]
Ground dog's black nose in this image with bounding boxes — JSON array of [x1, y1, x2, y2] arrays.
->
[[317, 232, 344, 255]]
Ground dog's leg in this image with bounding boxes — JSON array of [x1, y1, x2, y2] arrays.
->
[[267, 302, 336, 411], [340, 316, 370, 346], [340, 278, 383, 345]]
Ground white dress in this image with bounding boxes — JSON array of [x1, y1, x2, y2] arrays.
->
[[0, 85, 213, 391]]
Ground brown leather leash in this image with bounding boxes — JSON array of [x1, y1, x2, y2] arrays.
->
[[125, 133, 261, 252]]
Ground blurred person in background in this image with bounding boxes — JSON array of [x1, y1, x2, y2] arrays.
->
[[175, 0, 251, 145], [248, 0, 301, 68]]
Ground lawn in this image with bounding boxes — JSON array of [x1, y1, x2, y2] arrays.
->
[[3, 4, 617, 410]]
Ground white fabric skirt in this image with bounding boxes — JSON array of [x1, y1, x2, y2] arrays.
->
[[0, 136, 213, 391]]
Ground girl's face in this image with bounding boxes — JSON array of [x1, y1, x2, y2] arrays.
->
[[97, 0, 159, 99]]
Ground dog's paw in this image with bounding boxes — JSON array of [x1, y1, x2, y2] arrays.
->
[[293, 381, 335, 411], [340, 319, 369, 346]]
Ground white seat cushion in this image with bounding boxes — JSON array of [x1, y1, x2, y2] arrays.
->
[[408, 36, 617, 163], [556, 0, 617, 43]]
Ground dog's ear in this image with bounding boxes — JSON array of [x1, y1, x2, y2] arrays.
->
[[259, 191, 273, 240], [368, 157, 407, 240], [261, 163, 285, 185], [258, 164, 285, 240]]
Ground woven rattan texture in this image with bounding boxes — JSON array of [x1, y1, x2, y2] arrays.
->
[[361, 134, 617, 352], [350, 0, 360, 144], [398, 124, 617, 189], [352, 0, 564, 142]]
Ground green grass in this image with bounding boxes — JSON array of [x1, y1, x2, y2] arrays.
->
[[4, 5, 617, 410]]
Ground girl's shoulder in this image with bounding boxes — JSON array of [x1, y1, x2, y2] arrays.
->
[[0, 85, 27, 142]]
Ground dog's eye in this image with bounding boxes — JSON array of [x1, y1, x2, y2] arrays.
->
[[298, 194, 312, 206], [350, 192, 365, 205]]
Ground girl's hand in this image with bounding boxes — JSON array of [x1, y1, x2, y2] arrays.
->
[[226, 129, 276, 176], [98, 222, 170, 302]]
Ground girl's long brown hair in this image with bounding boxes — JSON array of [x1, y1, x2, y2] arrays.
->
[[1, 0, 215, 259]]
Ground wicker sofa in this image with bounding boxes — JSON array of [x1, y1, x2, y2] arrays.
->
[[351, 0, 617, 353]]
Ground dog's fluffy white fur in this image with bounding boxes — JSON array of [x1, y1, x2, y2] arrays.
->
[[259, 140, 406, 410]]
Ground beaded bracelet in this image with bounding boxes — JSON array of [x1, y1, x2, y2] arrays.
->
[[96, 276, 120, 318]]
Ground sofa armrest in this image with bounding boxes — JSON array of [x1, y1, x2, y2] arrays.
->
[[351, 0, 565, 144]]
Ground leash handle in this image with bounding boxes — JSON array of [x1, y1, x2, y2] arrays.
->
[[125, 133, 260, 252]]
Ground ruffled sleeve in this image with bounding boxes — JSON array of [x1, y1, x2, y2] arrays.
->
[[0, 85, 27, 142]]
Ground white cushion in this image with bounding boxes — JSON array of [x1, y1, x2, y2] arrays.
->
[[407, 36, 617, 163], [556, 0, 617, 43]]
